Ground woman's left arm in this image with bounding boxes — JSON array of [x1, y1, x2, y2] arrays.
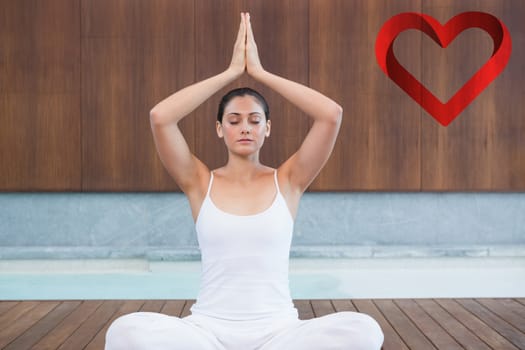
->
[[246, 13, 343, 193]]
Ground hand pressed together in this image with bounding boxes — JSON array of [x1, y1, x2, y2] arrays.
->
[[228, 12, 264, 78]]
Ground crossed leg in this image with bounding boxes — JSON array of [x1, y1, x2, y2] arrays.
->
[[105, 311, 383, 350], [259, 311, 384, 350], [104, 312, 226, 350]]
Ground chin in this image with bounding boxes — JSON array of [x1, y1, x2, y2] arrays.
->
[[235, 151, 258, 157], [229, 147, 260, 157]]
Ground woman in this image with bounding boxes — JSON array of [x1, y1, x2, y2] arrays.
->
[[105, 12, 384, 350]]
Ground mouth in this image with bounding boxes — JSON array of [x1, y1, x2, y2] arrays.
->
[[237, 139, 253, 143]]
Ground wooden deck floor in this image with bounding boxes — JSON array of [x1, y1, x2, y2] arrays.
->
[[0, 298, 524, 349]]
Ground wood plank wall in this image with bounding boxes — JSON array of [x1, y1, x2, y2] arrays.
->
[[0, 0, 81, 190], [1, 0, 523, 192]]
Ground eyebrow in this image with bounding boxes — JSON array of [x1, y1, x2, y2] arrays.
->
[[226, 112, 262, 116]]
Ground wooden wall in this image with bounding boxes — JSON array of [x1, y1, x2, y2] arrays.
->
[[1, 0, 523, 192]]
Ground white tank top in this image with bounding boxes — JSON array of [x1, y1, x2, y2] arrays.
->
[[190, 169, 299, 320]]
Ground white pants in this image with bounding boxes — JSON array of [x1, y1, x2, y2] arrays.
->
[[105, 310, 384, 350]]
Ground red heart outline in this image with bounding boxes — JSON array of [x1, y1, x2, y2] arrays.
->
[[375, 12, 512, 126]]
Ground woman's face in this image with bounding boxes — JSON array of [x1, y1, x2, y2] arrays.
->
[[216, 95, 271, 156]]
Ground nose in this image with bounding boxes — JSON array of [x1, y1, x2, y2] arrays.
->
[[241, 120, 251, 134]]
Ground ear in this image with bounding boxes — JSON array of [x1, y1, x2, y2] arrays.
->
[[216, 121, 224, 138], [265, 120, 271, 137]]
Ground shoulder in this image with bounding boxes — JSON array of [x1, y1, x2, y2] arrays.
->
[[276, 163, 302, 196], [183, 165, 212, 222], [276, 161, 299, 192], [276, 163, 303, 219]]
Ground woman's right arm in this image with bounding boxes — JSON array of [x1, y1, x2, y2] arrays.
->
[[149, 13, 246, 193]]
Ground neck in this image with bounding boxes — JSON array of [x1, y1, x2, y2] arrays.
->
[[223, 152, 264, 181]]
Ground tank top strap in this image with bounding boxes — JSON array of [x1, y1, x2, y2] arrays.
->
[[273, 169, 281, 194], [205, 171, 214, 198]]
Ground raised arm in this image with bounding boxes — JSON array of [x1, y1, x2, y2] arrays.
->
[[245, 14, 343, 194], [149, 13, 247, 193]]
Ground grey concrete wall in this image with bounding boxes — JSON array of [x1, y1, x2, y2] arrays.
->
[[1, 193, 524, 260]]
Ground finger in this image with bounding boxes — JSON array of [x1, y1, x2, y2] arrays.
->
[[243, 13, 247, 43], [235, 13, 245, 44], [242, 13, 248, 45], [246, 13, 255, 43]]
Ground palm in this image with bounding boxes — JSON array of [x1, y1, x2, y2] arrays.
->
[[228, 13, 263, 78], [246, 14, 263, 75], [229, 13, 246, 76]]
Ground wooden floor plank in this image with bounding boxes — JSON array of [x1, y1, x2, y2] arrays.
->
[[394, 299, 463, 350], [181, 299, 195, 317], [353, 299, 409, 350], [501, 298, 525, 316], [3, 301, 80, 350], [476, 298, 525, 333], [500, 298, 525, 320], [57, 300, 123, 350], [332, 299, 358, 313], [0, 301, 59, 349], [310, 299, 335, 317], [0, 301, 40, 330], [436, 298, 519, 350], [294, 299, 315, 319], [416, 299, 491, 350], [161, 300, 186, 317], [456, 298, 525, 350], [374, 299, 437, 349], [515, 299, 525, 307], [139, 300, 165, 313], [0, 301, 19, 316], [32, 300, 104, 350], [1, 299, 521, 349], [84, 300, 146, 350]]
